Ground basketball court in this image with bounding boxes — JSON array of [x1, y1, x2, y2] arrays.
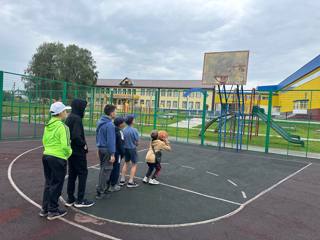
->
[[3, 135, 320, 240]]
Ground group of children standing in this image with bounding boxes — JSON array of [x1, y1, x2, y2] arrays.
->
[[40, 101, 171, 220]]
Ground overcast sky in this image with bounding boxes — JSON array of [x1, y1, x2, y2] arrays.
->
[[1, 0, 319, 88]]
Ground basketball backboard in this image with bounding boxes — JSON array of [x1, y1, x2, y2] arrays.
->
[[202, 51, 249, 85]]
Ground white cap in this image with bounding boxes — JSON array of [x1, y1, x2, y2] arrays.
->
[[50, 102, 71, 115]]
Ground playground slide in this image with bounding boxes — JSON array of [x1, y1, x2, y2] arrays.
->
[[200, 114, 231, 136], [252, 106, 304, 146]]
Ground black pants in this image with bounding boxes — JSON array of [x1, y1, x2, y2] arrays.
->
[[67, 154, 88, 202], [109, 153, 122, 186], [146, 161, 161, 179], [42, 155, 67, 212]]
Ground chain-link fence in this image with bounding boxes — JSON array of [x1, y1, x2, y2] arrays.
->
[[1, 70, 319, 158]]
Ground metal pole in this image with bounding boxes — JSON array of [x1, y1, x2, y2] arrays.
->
[[153, 88, 159, 129], [305, 91, 312, 157], [265, 90, 273, 153], [62, 81, 67, 104], [200, 90, 208, 145], [0, 71, 3, 139]]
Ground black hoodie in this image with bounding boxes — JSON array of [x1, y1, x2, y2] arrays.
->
[[65, 99, 88, 156]]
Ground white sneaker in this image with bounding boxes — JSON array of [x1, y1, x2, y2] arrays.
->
[[143, 176, 149, 183], [149, 179, 160, 185]]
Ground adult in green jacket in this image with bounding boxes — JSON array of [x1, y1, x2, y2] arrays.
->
[[40, 102, 72, 220]]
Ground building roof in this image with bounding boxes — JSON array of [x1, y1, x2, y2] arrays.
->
[[257, 54, 320, 91], [96, 77, 215, 89]]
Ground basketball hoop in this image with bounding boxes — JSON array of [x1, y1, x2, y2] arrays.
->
[[214, 75, 229, 85]]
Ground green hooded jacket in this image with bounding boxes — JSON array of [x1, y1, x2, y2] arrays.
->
[[42, 117, 72, 160]]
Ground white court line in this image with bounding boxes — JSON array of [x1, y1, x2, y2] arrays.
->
[[243, 163, 312, 205], [181, 165, 195, 170], [227, 179, 238, 187], [7, 146, 121, 240], [93, 167, 242, 206], [8, 145, 313, 230], [241, 191, 247, 199], [206, 171, 219, 176]]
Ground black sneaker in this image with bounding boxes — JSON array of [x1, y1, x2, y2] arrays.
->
[[47, 209, 67, 220], [127, 181, 139, 188], [74, 199, 95, 208], [39, 209, 48, 217], [65, 199, 75, 207], [119, 180, 126, 186]]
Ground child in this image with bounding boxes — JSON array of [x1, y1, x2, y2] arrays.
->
[[40, 102, 72, 220], [107, 116, 125, 192], [120, 115, 140, 188], [96, 104, 116, 199], [144, 130, 171, 185]]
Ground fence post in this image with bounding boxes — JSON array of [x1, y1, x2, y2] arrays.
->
[[109, 89, 113, 104], [0, 71, 3, 140], [62, 81, 67, 104], [265, 90, 273, 153], [200, 91, 208, 145], [153, 88, 159, 129]]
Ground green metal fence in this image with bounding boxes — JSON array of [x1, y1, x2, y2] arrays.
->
[[1, 70, 319, 159]]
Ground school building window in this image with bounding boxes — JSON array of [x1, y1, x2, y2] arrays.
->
[[160, 100, 165, 107], [173, 101, 178, 108], [188, 102, 194, 109], [140, 99, 145, 105], [161, 89, 166, 97], [141, 89, 145, 96], [167, 90, 172, 97], [294, 100, 309, 110], [123, 89, 127, 94], [146, 100, 151, 107], [152, 100, 155, 106], [182, 101, 187, 109], [128, 89, 132, 94], [167, 101, 171, 108], [195, 102, 201, 110], [174, 90, 179, 97], [133, 89, 137, 95]]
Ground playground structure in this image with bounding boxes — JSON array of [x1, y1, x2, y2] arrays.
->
[[200, 51, 304, 150], [200, 88, 305, 148]]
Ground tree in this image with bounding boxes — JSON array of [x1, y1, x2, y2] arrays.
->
[[24, 42, 98, 100]]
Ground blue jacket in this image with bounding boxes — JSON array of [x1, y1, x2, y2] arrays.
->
[[96, 115, 116, 154]]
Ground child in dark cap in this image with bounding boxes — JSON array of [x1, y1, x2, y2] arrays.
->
[[107, 117, 125, 192], [120, 115, 140, 188]]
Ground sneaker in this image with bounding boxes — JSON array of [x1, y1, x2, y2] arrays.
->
[[96, 191, 104, 200], [65, 199, 75, 207], [39, 209, 48, 217], [119, 180, 126, 186], [108, 185, 121, 192], [47, 209, 67, 220], [74, 199, 95, 208], [143, 176, 149, 184], [127, 181, 139, 188], [149, 179, 160, 185]]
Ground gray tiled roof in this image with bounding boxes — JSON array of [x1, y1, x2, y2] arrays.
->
[[96, 78, 215, 89]]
